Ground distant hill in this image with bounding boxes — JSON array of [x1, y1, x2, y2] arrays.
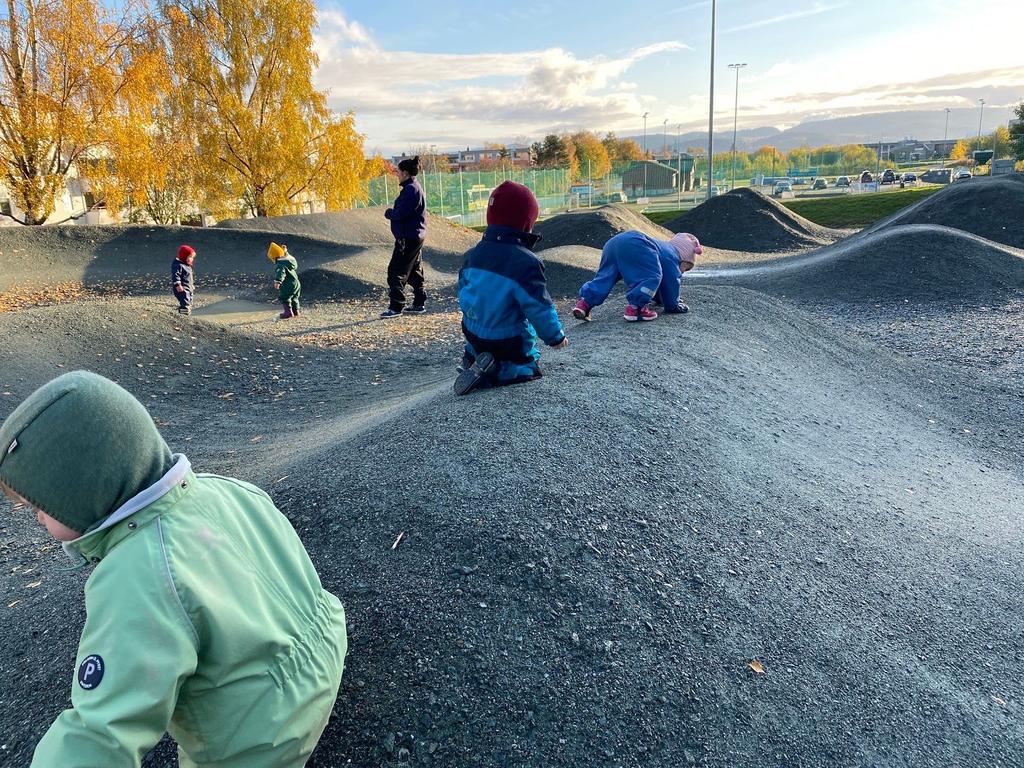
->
[[621, 108, 1013, 153]]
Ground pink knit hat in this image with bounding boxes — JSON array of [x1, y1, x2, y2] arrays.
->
[[669, 233, 702, 264]]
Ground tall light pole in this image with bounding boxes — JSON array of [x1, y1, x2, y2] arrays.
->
[[977, 98, 986, 141], [941, 108, 951, 168], [706, 0, 717, 201], [663, 119, 668, 160], [728, 62, 747, 191]]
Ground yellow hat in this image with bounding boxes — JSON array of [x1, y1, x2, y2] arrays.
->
[[267, 242, 285, 262]]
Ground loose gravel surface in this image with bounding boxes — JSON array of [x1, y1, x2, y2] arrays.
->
[[873, 175, 1024, 249], [662, 188, 847, 252], [1, 185, 1022, 767]]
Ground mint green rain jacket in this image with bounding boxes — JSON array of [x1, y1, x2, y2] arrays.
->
[[32, 457, 347, 767]]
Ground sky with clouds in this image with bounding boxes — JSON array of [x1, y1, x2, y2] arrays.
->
[[313, 0, 1024, 154]]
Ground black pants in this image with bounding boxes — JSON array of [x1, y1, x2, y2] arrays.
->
[[387, 238, 426, 311]]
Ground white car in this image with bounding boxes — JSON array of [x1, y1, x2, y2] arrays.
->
[[954, 170, 973, 181]]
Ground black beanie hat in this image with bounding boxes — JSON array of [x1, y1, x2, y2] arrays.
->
[[398, 155, 420, 176]]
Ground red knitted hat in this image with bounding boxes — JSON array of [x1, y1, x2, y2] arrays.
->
[[487, 181, 540, 233], [177, 245, 195, 264]]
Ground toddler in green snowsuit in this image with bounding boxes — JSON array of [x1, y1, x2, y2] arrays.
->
[[270, 241, 301, 319], [0, 371, 347, 767]]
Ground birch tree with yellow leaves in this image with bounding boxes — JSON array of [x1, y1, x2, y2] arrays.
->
[[0, 0, 160, 224], [162, 0, 367, 218]]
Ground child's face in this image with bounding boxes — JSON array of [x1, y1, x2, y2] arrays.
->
[[2, 487, 81, 541]]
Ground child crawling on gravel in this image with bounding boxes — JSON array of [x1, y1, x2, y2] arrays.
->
[[573, 231, 701, 322], [172, 245, 196, 315], [269, 241, 302, 319], [0, 371, 347, 767], [454, 181, 568, 396]]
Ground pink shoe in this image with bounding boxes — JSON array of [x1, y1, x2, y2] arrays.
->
[[624, 304, 657, 322], [572, 298, 591, 321]]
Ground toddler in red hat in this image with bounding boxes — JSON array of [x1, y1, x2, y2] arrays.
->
[[454, 181, 568, 396], [172, 245, 196, 315]]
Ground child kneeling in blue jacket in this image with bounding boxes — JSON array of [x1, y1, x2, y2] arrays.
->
[[455, 181, 568, 396], [573, 231, 701, 322]]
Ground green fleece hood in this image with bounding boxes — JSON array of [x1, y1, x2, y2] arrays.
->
[[0, 371, 174, 534]]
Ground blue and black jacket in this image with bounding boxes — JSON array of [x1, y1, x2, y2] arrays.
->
[[458, 226, 565, 364], [384, 178, 427, 240]]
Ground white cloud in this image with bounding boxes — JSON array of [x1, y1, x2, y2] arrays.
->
[[313, 10, 689, 146]]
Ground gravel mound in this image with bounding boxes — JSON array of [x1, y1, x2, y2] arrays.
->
[[534, 205, 673, 251], [874, 176, 1024, 248], [663, 188, 843, 252], [0, 224, 362, 292], [217, 209, 480, 254], [723, 224, 1024, 303], [0, 286, 1022, 767]]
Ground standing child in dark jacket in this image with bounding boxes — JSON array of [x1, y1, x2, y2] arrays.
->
[[381, 156, 428, 318], [454, 181, 568, 396], [269, 242, 301, 319], [171, 245, 195, 315]]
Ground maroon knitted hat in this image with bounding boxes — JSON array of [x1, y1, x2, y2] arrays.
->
[[486, 181, 540, 233]]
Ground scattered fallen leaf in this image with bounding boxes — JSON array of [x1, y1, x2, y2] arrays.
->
[[749, 659, 765, 674], [391, 531, 405, 550], [992, 695, 1007, 707], [273, 475, 289, 484], [250, 435, 263, 443], [8, 600, 20, 608], [26, 580, 42, 588]]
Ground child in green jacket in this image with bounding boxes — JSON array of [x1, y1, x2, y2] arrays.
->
[[269, 241, 301, 319], [0, 371, 347, 767]]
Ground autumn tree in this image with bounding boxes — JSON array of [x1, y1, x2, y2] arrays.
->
[[408, 146, 452, 174], [602, 133, 643, 165], [1011, 103, 1024, 161], [0, 0, 160, 224], [531, 134, 570, 168], [162, 0, 365, 218], [569, 131, 610, 181]]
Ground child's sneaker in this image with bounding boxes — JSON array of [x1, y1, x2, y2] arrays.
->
[[624, 304, 657, 322], [292, 307, 300, 317], [279, 307, 294, 319], [453, 352, 496, 396], [379, 307, 403, 319], [403, 305, 426, 315], [572, 299, 591, 321]]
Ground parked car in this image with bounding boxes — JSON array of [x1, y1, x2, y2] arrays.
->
[[954, 169, 973, 181], [900, 172, 918, 187], [812, 178, 828, 190], [860, 170, 873, 183], [835, 175, 851, 188], [881, 169, 898, 184], [593, 191, 627, 205], [772, 180, 793, 197]]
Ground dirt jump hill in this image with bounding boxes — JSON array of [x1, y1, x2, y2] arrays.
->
[[872, 175, 1024, 249], [216, 208, 480, 262], [0, 216, 478, 301], [0, 279, 1022, 766], [534, 204, 673, 251], [703, 224, 1024, 304], [663, 188, 845, 253]]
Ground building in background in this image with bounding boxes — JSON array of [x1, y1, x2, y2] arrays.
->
[[622, 160, 681, 198]]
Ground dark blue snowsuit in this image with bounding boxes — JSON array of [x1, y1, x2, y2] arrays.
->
[[458, 226, 565, 385], [172, 260, 194, 312], [579, 231, 685, 312]]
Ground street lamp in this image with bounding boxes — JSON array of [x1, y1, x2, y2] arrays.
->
[[728, 62, 747, 191], [977, 98, 986, 141], [706, 0, 717, 201], [642, 111, 649, 197], [941, 108, 951, 168]]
